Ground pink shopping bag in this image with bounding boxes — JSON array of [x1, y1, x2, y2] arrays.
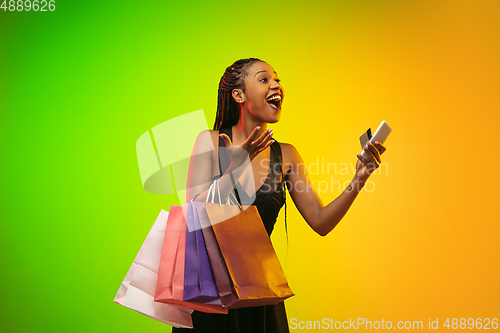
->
[[155, 204, 227, 314], [113, 210, 193, 328]]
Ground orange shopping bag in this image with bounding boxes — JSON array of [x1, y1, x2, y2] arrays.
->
[[200, 180, 294, 309]]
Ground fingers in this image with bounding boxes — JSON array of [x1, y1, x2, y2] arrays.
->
[[358, 146, 380, 174], [232, 127, 274, 161], [373, 141, 386, 154], [241, 127, 273, 155], [252, 128, 273, 146], [257, 138, 275, 153], [365, 142, 381, 164], [244, 126, 262, 145], [242, 126, 272, 150], [358, 141, 387, 176], [249, 130, 274, 159]]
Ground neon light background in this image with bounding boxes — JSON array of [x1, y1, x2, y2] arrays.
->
[[1, 0, 499, 331]]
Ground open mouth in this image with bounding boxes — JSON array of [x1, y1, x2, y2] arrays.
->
[[266, 94, 282, 110]]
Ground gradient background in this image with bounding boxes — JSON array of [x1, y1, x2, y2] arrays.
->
[[1, 0, 499, 332]]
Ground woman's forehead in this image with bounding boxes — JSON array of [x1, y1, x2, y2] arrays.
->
[[247, 62, 276, 76]]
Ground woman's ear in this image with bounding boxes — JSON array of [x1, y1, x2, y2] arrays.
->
[[231, 89, 245, 104]]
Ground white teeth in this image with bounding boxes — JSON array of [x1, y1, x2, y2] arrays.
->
[[267, 95, 281, 101]]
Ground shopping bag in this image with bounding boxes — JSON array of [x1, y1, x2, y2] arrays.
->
[[155, 204, 227, 314], [197, 206, 238, 308], [200, 180, 295, 309], [113, 210, 193, 328], [183, 201, 219, 302]]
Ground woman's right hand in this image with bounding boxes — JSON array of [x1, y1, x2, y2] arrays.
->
[[219, 126, 275, 168]]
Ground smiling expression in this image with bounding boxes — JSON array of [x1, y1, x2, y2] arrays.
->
[[237, 62, 284, 124]]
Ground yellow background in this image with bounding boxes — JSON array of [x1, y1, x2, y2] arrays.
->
[[0, 0, 498, 331], [270, 0, 500, 327]]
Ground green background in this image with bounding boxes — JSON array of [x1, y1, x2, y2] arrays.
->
[[2, 0, 499, 332], [0, 1, 304, 331]]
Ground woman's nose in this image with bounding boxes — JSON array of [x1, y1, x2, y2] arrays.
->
[[271, 80, 281, 90]]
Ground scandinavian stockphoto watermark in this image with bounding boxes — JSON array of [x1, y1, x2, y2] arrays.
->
[[136, 110, 389, 205], [256, 156, 389, 195], [135, 111, 390, 231]]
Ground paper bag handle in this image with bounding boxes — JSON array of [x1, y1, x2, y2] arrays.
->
[[206, 179, 242, 210]]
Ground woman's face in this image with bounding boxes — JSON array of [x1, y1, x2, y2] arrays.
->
[[239, 61, 284, 124]]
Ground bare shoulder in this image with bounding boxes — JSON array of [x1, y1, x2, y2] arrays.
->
[[278, 142, 304, 177], [191, 130, 220, 178], [278, 142, 296, 152], [193, 129, 219, 151], [207, 129, 218, 142], [208, 129, 219, 137], [197, 129, 218, 139], [278, 142, 301, 162]]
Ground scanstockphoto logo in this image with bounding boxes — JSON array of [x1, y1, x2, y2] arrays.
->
[[135, 110, 389, 229], [290, 318, 425, 330], [289, 317, 499, 330]]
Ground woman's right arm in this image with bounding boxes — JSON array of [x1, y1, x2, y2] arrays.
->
[[185, 130, 215, 202], [185, 127, 274, 203]]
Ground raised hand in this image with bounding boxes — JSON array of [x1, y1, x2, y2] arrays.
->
[[355, 141, 387, 181], [219, 126, 275, 167]]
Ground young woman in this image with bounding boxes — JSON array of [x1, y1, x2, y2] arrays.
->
[[176, 58, 386, 332]]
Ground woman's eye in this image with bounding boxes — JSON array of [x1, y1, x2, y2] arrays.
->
[[260, 77, 268, 83], [275, 78, 281, 83]]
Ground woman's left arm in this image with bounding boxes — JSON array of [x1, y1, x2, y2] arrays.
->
[[282, 141, 386, 236]]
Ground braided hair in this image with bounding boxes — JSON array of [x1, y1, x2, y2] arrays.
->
[[213, 58, 264, 130], [214, 58, 290, 256]]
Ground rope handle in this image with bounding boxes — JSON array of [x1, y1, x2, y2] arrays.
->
[[206, 179, 242, 210]]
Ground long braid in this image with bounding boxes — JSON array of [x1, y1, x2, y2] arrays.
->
[[214, 58, 291, 257], [213, 58, 263, 130]]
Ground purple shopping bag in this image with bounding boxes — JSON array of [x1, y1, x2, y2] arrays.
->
[[183, 201, 219, 302]]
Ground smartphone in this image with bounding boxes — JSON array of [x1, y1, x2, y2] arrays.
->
[[360, 120, 392, 160]]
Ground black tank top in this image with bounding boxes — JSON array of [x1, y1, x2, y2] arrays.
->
[[173, 129, 290, 332], [215, 127, 286, 236]]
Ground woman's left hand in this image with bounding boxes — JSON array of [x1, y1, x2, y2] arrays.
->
[[355, 141, 387, 181]]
